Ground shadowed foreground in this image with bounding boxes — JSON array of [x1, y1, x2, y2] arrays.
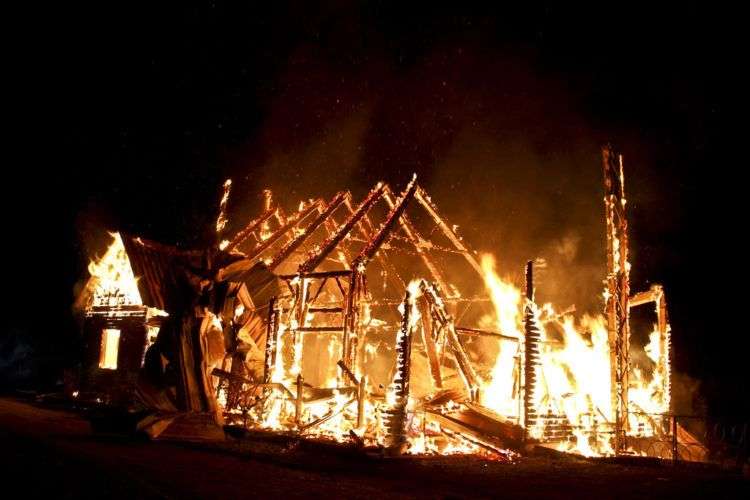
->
[[1, 397, 746, 499]]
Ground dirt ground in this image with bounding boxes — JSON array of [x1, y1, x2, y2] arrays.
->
[[0, 397, 747, 499]]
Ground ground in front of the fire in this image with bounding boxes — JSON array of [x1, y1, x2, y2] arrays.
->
[[1, 397, 746, 499]]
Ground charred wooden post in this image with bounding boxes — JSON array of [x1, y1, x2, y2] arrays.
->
[[342, 270, 364, 373], [525, 260, 534, 301], [269, 192, 347, 269], [260, 297, 282, 419], [291, 277, 310, 381], [657, 289, 672, 414], [262, 297, 279, 385], [523, 260, 541, 438], [603, 144, 631, 454], [381, 288, 415, 454]]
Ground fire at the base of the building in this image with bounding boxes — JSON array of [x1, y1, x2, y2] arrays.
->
[[73, 145, 703, 462]]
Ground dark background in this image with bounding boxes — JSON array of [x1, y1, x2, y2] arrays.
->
[[4, 3, 746, 415]]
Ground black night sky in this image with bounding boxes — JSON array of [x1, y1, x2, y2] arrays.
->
[[5, 3, 746, 415]]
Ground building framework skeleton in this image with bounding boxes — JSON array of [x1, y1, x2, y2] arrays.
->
[[256, 177, 490, 425], [76, 149, 676, 457]]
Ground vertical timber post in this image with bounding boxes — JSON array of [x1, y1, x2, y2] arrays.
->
[[342, 269, 361, 383], [523, 260, 541, 440], [655, 286, 672, 414], [263, 297, 279, 385], [603, 144, 631, 455], [381, 288, 414, 455], [292, 276, 309, 385], [261, 297, 280, 420]]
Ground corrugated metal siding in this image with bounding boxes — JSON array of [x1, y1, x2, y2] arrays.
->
[[121, 234, 201, 312]]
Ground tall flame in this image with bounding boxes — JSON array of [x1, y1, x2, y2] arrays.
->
[[87, 233, 141, 307], [476, 252, 666, 456], [480, 254, 522, 417]]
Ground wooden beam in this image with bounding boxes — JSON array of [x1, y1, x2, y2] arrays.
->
[[383, 185, 450, 293], [243, 200, 322, 260], [415, 187, 483, 277], [353, 176, 418, 268], [418, 295, 443, 389], [224, 209, 276, 253], [268, 192, 348, 270], [299, 183, 386, 273]]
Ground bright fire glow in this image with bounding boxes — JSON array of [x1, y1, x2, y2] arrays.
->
[[476, 252, 667, 456], [87, 233, 142, 307], [98, 328, 121, 370], [80, 177, 670, 461], [213, 246, 670, 458]]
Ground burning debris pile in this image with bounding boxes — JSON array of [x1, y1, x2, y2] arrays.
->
[[74, 146, 693, 460]]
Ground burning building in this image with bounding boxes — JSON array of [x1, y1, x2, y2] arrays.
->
[[74, 146, 688, 458]]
